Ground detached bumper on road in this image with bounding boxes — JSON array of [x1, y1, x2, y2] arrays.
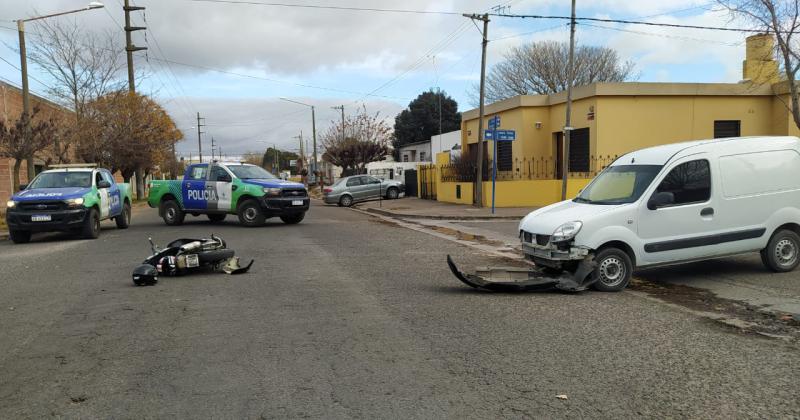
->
[[6, 208, 88, 232]]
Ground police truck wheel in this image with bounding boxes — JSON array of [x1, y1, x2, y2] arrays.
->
[[9, 230, 31, 244], [339, 195, 353, 207], [115, 201, 131, 229], [762, 229, 800, 272], [237, 200, 265, 227], [207, 214, 226, 223], [161, 200, 185, 226], [386, 187, 399, 200], [280, 213, 305, 224], [82, 208, 101, 239], [590, 247, 632, 292]]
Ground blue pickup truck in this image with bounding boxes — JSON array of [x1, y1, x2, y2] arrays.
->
[[5, 166, 133, 243], [147, 162, 309, 227]]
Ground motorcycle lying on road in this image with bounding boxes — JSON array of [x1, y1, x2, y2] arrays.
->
[[132, 235, 253, 286]]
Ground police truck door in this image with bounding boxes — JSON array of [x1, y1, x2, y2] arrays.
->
[[183, 164, 209, 210]]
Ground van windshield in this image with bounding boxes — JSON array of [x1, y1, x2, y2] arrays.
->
[[574, 165, 662, 205]]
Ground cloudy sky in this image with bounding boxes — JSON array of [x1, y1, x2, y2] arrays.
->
[[0, 0, 749, 158]]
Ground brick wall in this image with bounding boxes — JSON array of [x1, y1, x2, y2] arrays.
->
[[0, 81, 73, 209]]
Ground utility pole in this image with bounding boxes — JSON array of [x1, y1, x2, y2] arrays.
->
[[311, 105, 317, 185], [561, 0, 577, 200], [210, 136, 217, 161], [123, 0, 146, 92], [332, 105, 345, 143], [463, 13, 489, 207], [196, 112, 205, 163]]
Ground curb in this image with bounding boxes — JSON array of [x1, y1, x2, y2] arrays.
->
[[358, 206, 523, 221]]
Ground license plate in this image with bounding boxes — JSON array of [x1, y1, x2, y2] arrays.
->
[[185, 254, 199, 268], [292, 200, 304, 206], [31, 215, 51, 222]]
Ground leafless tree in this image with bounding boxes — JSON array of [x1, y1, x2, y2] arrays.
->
[[0, 107, 59, 191], [717, 0, 800, 129], [27, 19, 126, 117], [471, 40, 636, 105], [321, 107, 391, 175]]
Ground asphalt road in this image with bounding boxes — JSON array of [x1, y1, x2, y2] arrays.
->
[[0, 202, 798, 418]]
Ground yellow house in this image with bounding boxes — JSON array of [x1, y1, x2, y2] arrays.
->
[[442, 33, 799, 207]]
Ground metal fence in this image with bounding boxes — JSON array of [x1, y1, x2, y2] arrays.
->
[[419, 164, 437, 200], [439, 155, 618, 183]]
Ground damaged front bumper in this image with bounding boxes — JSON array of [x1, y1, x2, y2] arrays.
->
[[446, 254, 598, 292]]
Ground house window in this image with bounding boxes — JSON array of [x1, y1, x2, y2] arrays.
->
[[497, 141, 513, 171], [569, 128, 590, 172], [420, 152, 426, 161], [714, 120, 740, 138], [403, 155, 409, 162]]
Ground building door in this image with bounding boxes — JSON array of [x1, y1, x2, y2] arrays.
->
[[405, 169, 418, 197]]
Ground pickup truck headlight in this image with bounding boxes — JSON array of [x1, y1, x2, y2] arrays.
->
[[551, 221, 582, 243], [65, 197, 85, 208], [263, 187, 281, 197], [6, 200, 16, 209]]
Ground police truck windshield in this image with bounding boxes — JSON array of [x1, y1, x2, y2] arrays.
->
[[227, 165, 277, 179], [28, 171, 92, 189]]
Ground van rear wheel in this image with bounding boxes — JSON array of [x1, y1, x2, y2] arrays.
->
[[590, 247, 632, 292], [762, 229, 800, 272]]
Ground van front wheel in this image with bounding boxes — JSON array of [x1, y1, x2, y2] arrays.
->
[[590, 248, 633, 292], [762, 229, 800, 272]]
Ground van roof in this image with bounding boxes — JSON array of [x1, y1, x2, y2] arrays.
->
[[611, 136, 800, 166]]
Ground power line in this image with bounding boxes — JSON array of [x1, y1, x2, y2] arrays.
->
[[136, 54, 410, 100], [581, 22, 743, 47], [189, 0, 462, 15], [490, 13, 771, 33]]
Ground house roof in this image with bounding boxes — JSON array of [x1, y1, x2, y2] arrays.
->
[[462, 81, 776, 120]]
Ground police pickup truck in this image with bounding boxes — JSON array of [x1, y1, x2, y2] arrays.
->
[[5, 165, 133, 244], [147, 162, 309, 227]]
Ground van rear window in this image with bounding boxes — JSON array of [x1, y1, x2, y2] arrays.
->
[[720, 150, 800, 198]]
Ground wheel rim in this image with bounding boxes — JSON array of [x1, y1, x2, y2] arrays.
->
[[598, 256, 626, 287], [774, 238, 798, 267], [166, 207, 176, 221], [389, 190, 397, 198], [243, 207, 258, 222], [125, 207, 131, 223], [93, 215, 100, 233], [342, 197, 351, 206]]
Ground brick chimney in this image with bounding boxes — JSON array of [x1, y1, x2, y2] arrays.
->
[[742, 33, 779, 84]]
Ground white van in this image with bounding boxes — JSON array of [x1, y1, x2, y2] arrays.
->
[[519, 136, 800, 292]]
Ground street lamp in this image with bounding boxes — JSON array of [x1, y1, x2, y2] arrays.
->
[[279, 97, 319, 188], [16, 2, 105, 180]]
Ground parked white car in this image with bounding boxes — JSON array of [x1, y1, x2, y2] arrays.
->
[[519, 136, 800, 292]]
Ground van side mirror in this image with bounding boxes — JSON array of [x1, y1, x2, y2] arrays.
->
[[648, 191, 674, 210], [97, 180, 111, 189], [18, 184, 27, 191]]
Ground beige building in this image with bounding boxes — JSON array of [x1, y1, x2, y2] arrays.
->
[[436, 34, 800, 207]]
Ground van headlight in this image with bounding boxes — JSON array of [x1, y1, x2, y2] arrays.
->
[[263, 187, 281, 197], [6, 200, 16, 209], [551, 221, 582, 243], [65, 197, 84, 207]]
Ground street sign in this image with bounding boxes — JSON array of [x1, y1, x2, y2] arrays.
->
[[484, 129, 516, 141], [488, 115, 500, 129], [289, 159, 297, 167]]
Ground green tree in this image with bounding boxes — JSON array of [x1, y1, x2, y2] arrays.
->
[[261, 147, 299, 173], [392, 90, 461, 158]]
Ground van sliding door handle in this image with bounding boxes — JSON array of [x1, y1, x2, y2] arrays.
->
[[700, 207, 714, 216]]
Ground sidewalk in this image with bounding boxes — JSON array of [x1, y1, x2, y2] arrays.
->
[[354, 197, 536, 220]]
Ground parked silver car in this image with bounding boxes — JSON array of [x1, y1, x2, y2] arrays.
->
[[323, 175, 404, 207]]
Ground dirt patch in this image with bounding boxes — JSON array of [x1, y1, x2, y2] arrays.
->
[[630, 277, 800, 343], [0, 211, 6, 230], [424, 225, 505, 247]]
